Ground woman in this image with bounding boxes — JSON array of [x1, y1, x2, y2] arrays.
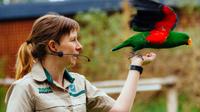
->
[[5, 14, 156, 112]]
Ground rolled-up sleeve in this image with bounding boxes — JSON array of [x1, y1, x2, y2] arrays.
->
[[5, 82, 34, 112], [85, 79, 115, 112]]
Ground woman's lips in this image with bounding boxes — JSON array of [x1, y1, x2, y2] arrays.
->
[[72, 54, 79, 59]]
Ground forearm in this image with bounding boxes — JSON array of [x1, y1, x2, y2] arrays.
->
[[109, 52, 156, 112], [110, 70, 140, 112]]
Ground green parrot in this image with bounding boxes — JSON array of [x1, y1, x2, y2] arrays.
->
[[112, 31, 192, 51]]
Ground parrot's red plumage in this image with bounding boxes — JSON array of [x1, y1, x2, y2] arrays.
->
[[146, 5, 177, 44]]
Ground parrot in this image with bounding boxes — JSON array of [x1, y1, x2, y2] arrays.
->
[[112, 0, 192, 52]]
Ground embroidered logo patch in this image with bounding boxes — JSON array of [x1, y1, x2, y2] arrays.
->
[[69, 90, 86, 97], [69, 83, 76, 93], [38, 87, 53, 93]]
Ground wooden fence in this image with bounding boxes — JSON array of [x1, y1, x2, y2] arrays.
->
[[93, 76, 178, 112], [0, 75, 178, 112]]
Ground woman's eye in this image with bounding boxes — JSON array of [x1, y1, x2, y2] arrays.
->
[[71, 38, 76, 41]]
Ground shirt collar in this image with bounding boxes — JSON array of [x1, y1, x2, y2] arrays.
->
[[31, 62, 75, 84], [43, 68, 75, 84], [30, 62, 47, 82], [63, 70, 75, 83]]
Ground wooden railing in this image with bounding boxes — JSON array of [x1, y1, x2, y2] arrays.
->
[[0, 78, 14, 86], [93, 76, 178, 112], [0, 75, 178, 112]]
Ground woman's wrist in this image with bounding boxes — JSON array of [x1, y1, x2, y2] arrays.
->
[[131, 57, 143, 66], [129, 65, 143, 74]]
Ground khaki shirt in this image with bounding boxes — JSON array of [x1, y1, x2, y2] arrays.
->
[[5, 62, 115, 112]]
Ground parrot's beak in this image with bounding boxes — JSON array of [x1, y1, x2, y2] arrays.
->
[[187, 38, 192, 46]]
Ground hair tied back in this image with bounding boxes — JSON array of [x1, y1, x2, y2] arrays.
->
[[26, 40, 32, 44]]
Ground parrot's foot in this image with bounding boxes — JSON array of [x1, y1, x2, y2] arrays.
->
[[128, 51, 144, 61], [128, 51, 154, 65]]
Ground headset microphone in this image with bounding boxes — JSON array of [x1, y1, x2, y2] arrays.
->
[[56, 51, 64, 57], [50, 51, 91, 62]]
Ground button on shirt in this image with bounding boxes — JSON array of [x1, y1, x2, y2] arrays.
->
[[5, 62, 115, 112]]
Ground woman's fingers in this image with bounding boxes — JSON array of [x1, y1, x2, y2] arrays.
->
[[130, 52, 156, 66], [142, 52, 156, 65]]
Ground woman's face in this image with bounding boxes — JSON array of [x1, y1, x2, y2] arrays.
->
[[58, 31, 82, 65]]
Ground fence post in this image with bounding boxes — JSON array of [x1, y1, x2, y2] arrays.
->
[[167, 86, 178, 112]]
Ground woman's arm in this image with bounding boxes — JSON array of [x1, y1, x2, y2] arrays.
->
[[110, 52, 156, 112]]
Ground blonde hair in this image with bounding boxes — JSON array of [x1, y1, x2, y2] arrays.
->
[[15, 14, 80, 80], [15, 43, 34, 79]]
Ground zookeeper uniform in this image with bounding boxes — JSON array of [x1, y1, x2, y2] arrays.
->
[[5, 62, 115, 112]]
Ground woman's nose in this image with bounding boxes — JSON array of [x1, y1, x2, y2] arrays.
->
[[76, 41, 83, 51]]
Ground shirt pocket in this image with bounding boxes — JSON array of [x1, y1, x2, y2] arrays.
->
[[35, 92, 87, 112], [35, 95, 71, 112], [70, 91, 87, 112]]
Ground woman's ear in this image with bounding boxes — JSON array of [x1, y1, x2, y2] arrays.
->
[[48, 40, 59, 52]]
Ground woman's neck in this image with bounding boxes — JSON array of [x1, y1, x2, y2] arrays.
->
[[41, 57, 66, 85]]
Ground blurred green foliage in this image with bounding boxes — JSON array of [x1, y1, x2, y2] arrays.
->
[[0, 58, 6, 78], [0, 87, 6, 112], [0, 58, 6, 112], [74, 10, 131, 81]]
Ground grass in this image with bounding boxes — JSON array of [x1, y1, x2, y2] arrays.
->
[[131, 93, 200, 112], [0, 87, 6, 112], [132, 94, 166, 112]]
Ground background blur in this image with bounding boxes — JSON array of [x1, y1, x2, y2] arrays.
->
[[0, 0, 200, 112]]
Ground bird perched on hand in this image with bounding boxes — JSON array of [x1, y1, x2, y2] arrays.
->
[[112, 0, 192, 52]]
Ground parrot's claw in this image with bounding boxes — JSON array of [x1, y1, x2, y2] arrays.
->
[[128, 51, 144, 61], [128, 51, 136, 59]]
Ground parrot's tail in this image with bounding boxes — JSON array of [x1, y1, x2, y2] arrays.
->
[[112, 41, 130, 51], [112, 46, 121, 51]]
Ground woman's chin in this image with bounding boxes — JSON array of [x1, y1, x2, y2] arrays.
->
[[73, 56, 79, 63], [63, 59, 76, 67], [70, 61, 76, 66], [70, 58, 77, 66]]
